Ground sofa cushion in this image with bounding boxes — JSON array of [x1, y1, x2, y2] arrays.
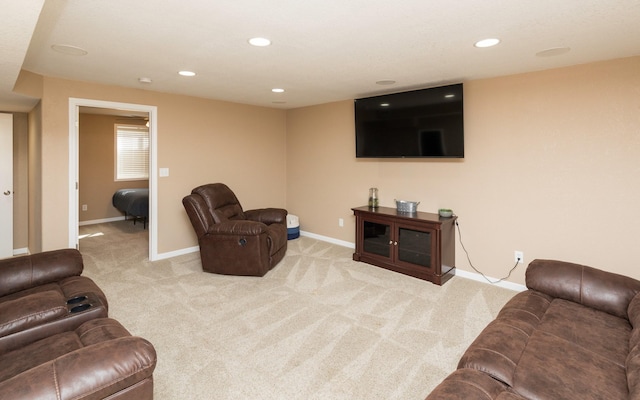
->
[[0, 290, 67, 339], [537, 298, 631, 365], [513, 330, 628, 399], [0, 328, 83, 382]]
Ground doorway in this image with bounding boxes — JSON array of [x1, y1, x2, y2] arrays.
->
[[68, 98, 158, 261]]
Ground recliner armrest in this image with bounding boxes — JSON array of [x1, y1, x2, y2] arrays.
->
[[0, 249, 83, 297], [245, 208, 287, 225], [526, 259, 640, 319], [208, 220, 268, 236]]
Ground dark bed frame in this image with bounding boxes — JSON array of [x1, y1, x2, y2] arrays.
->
[[112, 188, 149, 229]]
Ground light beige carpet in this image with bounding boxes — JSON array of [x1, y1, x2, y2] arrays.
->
[[79, 220, 516, 399]]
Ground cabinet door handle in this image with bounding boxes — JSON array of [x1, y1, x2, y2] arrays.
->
[[388, 240, 393, 245], [394, 241, 398, 246]]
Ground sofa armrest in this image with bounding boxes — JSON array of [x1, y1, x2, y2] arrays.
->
[[0, 290, 67, 339], [426, 368, 523, 399], [207, 220, 268, 236], [0, 249, 84, 297], [526, 259, 640, 319], [0, 336, 157, 400], [245, 208, 287, 225]]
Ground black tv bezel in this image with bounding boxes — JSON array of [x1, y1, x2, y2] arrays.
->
[[354, 83, 464, 159]]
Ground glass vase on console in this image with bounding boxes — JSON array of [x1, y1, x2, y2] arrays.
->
[[368, 188, 379, 208]]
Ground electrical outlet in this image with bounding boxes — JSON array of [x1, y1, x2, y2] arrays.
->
[[82, 204, 87, 211], [514, 251, 524, 264], [338, 218, 344, 227]]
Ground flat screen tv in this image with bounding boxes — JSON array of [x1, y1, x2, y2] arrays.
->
[[355, 83, 464, 158]]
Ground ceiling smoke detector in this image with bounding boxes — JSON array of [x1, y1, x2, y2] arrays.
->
[[536, 47, 571, 57], [51, 44, 88, 56]]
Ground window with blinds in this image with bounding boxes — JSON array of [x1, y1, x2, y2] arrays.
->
[[115, 124, 149, 181]]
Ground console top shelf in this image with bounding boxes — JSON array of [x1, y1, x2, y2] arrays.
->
[[351, 206, 447, 225]]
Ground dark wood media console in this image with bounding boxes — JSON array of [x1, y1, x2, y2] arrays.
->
[[352, 206, 456, 285]]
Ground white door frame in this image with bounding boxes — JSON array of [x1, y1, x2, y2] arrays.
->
[[0, 113, 13, 258], [68, 98, 158, 261]]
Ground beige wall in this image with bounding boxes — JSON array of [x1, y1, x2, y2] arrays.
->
[[12, 56, 640, 285], [27, 102, 42, 253], [79, 113, 148, 222], [17, 75, 287, 254], [287, 56, 640, 284]]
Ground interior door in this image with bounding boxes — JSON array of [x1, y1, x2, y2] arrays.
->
[[0, 113, 13, 258]]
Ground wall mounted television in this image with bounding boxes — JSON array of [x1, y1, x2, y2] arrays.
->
[[355, 83, 464, 158]]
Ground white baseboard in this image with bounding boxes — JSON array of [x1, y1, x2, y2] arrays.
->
[[155, 245, 199, 261], [454, 268, 526, 292], [13, 247, 29, 256], [300, 230, 355, 249], [79, 216, 125, 226]]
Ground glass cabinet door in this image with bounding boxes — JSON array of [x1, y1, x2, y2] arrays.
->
[[397, 226, 432, 268], [363, 220, 391, 258]]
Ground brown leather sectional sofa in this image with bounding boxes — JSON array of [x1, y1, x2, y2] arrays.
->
[[0, 249, 157, 399], [426, 259, 640, 399]]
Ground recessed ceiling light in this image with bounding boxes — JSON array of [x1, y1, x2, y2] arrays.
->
[[536, 47, 571, 57], [380, 103, 390, 107], [444, 94, 455, 98], [178, 70, 196, 77], [272, 88, 285, 93], [138, 77, 152, 84], [51, 44, 88, 56], [249, 37, 271, 47], [376, 80, 396, 85], [474, 38, 500, 48]]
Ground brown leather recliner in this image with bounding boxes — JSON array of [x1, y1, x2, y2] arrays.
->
[[182, 183, 288, 276], [0, 249, 108, 353]]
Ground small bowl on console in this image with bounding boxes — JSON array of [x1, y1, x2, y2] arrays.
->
[[438, 209, 453, 218]]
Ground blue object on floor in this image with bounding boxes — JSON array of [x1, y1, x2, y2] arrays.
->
[[287, 215, 300, 240]]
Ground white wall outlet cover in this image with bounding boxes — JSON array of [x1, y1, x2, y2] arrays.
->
[[159, 168, 169, 177]]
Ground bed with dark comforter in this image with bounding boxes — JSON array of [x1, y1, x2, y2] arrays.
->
[[112, 188, 149, 228]]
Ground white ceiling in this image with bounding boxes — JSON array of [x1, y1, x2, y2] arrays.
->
[[3, 0, 640, 112]]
